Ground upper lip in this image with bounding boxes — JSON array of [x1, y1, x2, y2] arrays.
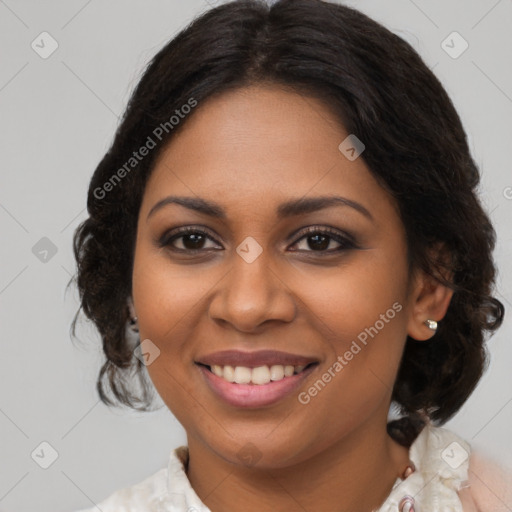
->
[[196, 350, 319, 368]]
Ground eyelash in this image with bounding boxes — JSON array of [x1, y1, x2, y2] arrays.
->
[[157, 225, 358, 255]]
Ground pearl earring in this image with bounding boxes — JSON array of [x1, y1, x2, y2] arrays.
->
[[424, 319, 437, 331]]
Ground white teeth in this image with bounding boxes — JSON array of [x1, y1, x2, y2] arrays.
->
[[284, 365, 294, 377], [223, 365, 235, 383], [208, 363, 310, 385], [251, 366, 271, 385], [269, 365, 284, 381], [234, 366, 252, 384], [211, 365, 223, 377]]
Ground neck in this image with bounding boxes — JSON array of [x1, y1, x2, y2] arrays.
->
[[186, 419, 412, 512]]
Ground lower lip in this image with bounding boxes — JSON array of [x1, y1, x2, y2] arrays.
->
[[197, 364, 317, 408]]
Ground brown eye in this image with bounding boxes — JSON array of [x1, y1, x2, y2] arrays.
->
[[159, 228, 220, 252], [303, 233, 331, 251], [176, 232, 207, 250], [157, 225, 358, 256], [291, 227, 358, 254]]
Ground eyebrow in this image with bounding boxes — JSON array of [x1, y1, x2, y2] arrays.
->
[[146, 195, 373, 222]]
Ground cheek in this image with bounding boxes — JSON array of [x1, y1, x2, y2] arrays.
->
[[131, 244, 203, 420], [298, 250, 408, 337], [132, 241, 210, 343], [296, 251, 409, 392]]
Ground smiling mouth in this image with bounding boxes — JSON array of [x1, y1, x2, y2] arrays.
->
[[197, 362, 318, 385]]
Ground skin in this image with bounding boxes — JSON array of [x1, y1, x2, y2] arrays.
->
[[131, 84, 453, 512]]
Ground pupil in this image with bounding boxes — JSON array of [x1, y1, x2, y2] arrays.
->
[[180, 234, 331, 251], [309, 234, 328, 250], [184, 233, 204, 249]]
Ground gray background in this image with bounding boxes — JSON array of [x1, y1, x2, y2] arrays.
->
[[0, 1, 511, 510]]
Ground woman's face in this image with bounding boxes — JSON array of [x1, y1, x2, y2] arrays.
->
[[132, 84, 424, 467]]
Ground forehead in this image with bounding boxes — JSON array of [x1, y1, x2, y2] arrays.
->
[[140, 84, 394, 223]]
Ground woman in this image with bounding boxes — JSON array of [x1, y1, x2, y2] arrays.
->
[[72, 0, 511, 510]]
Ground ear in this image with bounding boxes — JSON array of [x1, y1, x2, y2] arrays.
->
[[406, 266, 454, 341]]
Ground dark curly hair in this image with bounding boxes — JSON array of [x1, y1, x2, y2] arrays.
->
[[70, 0, 504, 447]]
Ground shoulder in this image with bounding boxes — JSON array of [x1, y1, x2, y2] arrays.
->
[[458, 450, 512, 512], [72, 445, 209, 512], [73, 466, 168, 512], [412, 424, 512, 511], [381, 423, 511, 512]]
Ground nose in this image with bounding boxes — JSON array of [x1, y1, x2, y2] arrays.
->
[[208, 248, 296, 333]]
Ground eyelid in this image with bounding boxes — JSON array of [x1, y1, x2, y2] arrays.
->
[[158, 225, 222, 249], [287, 225, 357, 247], [158, 224, 358, 253]]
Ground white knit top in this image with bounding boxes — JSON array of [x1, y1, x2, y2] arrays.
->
[[75, 423, 512, 511]]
